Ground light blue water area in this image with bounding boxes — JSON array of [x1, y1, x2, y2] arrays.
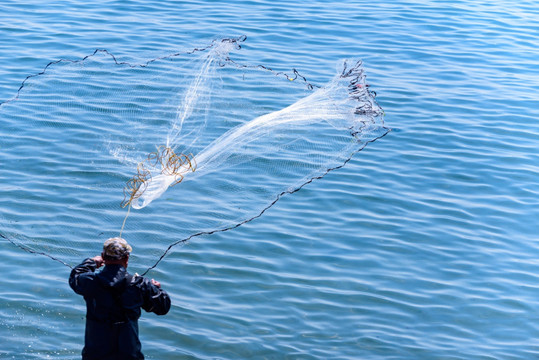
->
[[1, 1, 538, 359]]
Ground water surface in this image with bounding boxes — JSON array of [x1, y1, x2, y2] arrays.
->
[[0, 1, 538, 359]]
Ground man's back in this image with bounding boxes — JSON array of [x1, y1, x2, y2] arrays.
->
[[69, 258, 171, 360]]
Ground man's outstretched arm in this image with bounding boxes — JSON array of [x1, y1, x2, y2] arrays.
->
[[68, 256, 103, 295], [140, 277, 171, 315]]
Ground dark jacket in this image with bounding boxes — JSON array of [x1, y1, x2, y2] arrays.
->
[[69, 258, 171, 360]]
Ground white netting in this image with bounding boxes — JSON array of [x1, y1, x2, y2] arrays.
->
[[0, 37, 388, 273]]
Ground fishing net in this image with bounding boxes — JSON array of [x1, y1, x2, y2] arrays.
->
[[0, 36, 388, 274]]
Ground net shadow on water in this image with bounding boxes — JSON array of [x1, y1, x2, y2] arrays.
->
[[0, 36, 389, 275]]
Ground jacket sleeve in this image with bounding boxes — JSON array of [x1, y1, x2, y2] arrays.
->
[[69, 258, 98, 296], [140, 278, 171, 315]]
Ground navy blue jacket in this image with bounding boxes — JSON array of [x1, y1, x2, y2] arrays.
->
[[69, 258, 171, 360]]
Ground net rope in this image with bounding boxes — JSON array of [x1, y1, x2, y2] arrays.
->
[[0, 36, 389, 275]]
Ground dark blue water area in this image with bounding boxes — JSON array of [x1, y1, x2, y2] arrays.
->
[[1, 1, 538, 359]]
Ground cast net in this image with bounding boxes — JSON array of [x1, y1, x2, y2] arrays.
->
[[0, 36, 388, 274]]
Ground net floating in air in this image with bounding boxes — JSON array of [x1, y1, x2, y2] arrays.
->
[[0, 36, 389, 274]]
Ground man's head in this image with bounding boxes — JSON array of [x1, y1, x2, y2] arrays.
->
[[102, 237, 132, 267]]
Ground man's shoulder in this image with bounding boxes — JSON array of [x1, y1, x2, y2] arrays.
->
[[127, 273, 151, 289], [128, 274, 167, 296]]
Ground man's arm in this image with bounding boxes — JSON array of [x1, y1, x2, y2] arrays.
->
[[68, 256, 103, 295], [140, 277, 171, 315]]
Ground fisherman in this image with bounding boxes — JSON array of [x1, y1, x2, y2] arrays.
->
[[69, 237, 171, 360]]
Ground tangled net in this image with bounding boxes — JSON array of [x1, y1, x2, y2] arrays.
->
[[121, 146, 196, 208]]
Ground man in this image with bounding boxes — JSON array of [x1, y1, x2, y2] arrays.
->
[[69, 237, 171, 360]]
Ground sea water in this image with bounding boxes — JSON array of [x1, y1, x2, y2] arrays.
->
[[0, 1, 538, 359]]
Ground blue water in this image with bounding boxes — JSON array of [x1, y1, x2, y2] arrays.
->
[[1, 1, 538, 359]]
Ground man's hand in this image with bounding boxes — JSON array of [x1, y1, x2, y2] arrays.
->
[[151, 279, 161, 288], [92, 255, 104, 268]]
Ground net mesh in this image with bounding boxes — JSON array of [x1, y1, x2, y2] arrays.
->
[[0, 36, 389, 274]]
